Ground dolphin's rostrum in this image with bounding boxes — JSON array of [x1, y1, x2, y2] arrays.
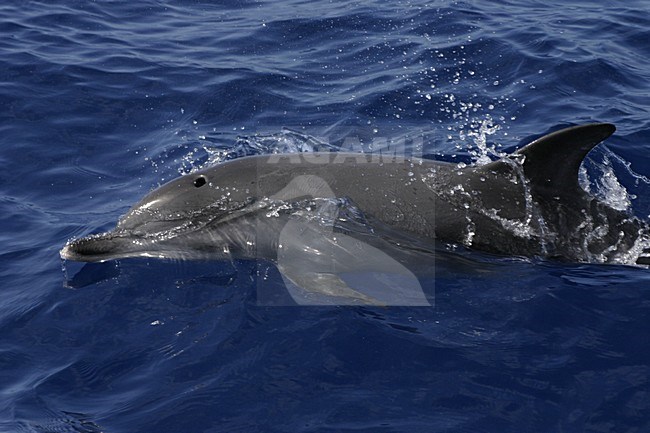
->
[[60, 123, 650, 303]]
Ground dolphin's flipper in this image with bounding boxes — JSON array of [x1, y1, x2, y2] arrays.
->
[[514, 123, 615, 197]]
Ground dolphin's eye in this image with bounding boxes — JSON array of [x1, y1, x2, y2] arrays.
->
[[193, 176, 207, 188]]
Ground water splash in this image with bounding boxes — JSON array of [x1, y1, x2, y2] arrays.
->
[[597, 159, 632, 212], [581, 153, 633, 212], [465, 116, 505, 165]]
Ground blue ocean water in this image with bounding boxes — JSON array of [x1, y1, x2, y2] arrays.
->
[[2, 0, 650, 431]]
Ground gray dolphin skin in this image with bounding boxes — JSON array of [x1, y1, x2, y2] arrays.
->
[[60, 123, 649, 303]]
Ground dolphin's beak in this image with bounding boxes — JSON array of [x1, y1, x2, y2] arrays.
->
[[60, 232, 141, 262]]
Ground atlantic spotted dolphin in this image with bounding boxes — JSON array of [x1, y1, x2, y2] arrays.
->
[[60, 123, 649, 302]]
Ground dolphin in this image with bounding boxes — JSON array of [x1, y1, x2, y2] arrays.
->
[[60, 123, 649, 302]]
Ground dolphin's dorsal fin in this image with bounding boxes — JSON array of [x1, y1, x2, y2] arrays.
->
[[514, 123, 615, 197]]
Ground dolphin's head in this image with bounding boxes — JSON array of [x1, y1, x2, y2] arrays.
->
[[60, 167, 264, 262]]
